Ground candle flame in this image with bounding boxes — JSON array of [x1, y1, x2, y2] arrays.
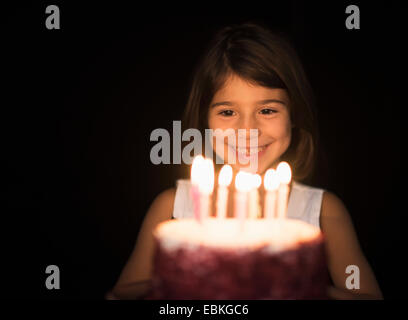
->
[[191, 155, 205, 186], [200, 158, 215, 194], [252, 174, 262, 189], [191, 156, 214, 193], [235, 171, 253, 192], [277, 161, 292, 184], [218, 164, 233, 187], [264, 169, 280, 191]]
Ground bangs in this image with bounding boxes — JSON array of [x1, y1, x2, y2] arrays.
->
[[227, 52, 287, 90], [209, 41, 287, 97]]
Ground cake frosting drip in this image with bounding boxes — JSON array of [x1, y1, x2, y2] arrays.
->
[[154, 218, 321, 252], [149, 218, 329, 300]]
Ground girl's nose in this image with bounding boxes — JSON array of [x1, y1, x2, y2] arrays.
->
[[237, 114, 262, 140]]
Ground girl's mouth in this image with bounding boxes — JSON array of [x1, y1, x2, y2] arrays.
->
[[228, 143, 272, 158]]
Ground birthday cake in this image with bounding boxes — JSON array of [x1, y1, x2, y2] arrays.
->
[[148, 217, 329, 300]]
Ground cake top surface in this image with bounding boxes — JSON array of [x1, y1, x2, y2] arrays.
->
[[154, 218, 322, 253]]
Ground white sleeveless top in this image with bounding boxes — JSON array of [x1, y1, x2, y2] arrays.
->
[[172, 179, 325, 229]]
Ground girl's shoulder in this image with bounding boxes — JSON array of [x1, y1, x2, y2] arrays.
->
[[156, 187, 177, 202], [146, 188, 177, 222], [321, 190, 349, 219], [156, 188, 177, 207]]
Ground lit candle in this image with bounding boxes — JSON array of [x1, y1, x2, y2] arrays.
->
[[198, 158, 215, 220], [216, 165, 233, 219], [191, 155, 205, 222], [248, 174, 261, 219], [234, 171, 252, 224], [276, 162, 292, 219], [263, 169, 280, 219]]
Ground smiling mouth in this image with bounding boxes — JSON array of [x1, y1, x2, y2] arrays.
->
[[228, 143, 272, 157]]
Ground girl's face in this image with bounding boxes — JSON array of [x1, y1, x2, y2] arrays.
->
[[208, 74, 292, 174]]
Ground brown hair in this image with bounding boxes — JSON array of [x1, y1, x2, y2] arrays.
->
[[182, 22, 318, 183]]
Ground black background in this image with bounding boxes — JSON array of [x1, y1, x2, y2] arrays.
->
[[3, 1, 404, 299]]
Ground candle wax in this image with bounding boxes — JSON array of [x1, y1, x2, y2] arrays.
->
[[191, 184, 201, 222], [276, 183, 290, 219], [216, 186, 229, 219], [264, 190, 277, 219]]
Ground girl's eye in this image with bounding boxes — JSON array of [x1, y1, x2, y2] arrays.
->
[[218, 110, 235, 117], [259, 108, 277, 115]]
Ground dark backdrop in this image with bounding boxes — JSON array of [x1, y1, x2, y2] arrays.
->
[[3, 1, 404, 299]]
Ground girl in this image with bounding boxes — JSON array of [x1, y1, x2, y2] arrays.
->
[[108, 23, 383, 300]]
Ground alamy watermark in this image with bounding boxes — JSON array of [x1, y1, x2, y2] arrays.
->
[[345, 5, 360, 30], [150, 121, 259, 172], [45, 265, 60, 290], [45, 5, 60, 30], [345, 264, 360, 290]]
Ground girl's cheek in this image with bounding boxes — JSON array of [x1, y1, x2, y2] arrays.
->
[[261, 119, 290, 138], [208, 114, 221, 130], [209, 117, 235, 131], [276, 120, 291, 138]]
